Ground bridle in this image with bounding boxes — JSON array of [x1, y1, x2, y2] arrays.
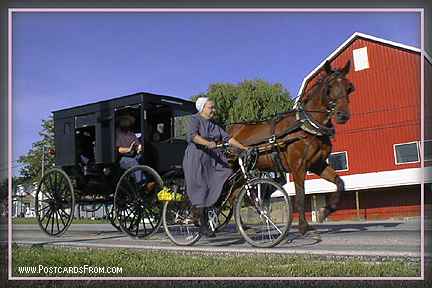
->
[[294, 70, 350, 137], [295, 70, 347, 114]]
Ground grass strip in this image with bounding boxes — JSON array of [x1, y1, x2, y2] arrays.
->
[[12, 245, 420, 278]]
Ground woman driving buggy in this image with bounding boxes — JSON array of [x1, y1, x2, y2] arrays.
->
[[183, 97, 248, 237]]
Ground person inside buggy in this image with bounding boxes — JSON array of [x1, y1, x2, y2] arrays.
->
[[116, 111, 157, 192]]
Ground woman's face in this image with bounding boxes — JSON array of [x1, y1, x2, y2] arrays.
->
[[201, 100, 216, 119]]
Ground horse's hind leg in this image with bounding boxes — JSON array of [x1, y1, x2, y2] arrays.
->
[[309, 161, 345, 222]]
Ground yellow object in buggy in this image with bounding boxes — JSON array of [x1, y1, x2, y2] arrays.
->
[[157, 187, 186, 201]]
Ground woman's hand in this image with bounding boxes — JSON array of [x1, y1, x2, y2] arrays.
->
[[206, 141, 217, 149]]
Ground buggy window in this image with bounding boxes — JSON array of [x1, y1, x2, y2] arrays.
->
[[115, 105, 142, 136], [74, 113, 97, 165], [146, 104, 172, 143]]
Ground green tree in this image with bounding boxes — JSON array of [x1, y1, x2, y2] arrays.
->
[[193, 79, 294, 127], [17, 116, 55, 184]]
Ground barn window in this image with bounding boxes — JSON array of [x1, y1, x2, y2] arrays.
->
[[306, 151, 348, 175], [394, 142, 420, 164], [328, 151, 348, 171], [353, 47, 369, 71]]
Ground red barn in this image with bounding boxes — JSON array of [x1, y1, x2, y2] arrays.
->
[[284, 32, 432, 221]]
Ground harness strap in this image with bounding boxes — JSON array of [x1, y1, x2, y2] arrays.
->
[[296, 105, 335, 137], [250, 120, 303, 146], [270, 143, 286, 174]]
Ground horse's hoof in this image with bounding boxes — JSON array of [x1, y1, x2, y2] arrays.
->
[[306, 229, 321, 241], [298, 224, 315, 236]]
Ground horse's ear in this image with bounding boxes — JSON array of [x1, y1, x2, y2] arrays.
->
[[323, 60, 332, 74], [341, 60, 351, 75]]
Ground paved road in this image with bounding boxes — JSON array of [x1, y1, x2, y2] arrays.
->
[[10, 218, 428, 259]]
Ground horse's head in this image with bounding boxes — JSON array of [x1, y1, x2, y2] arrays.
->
[[321, 60, 355, 124]]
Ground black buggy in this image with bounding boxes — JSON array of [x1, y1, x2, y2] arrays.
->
[[35, 92, 196, 238]]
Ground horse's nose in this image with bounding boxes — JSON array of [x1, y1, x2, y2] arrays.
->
[[336, 111, 349, 122]]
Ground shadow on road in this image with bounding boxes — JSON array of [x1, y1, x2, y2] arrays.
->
[[29, 233, 126, 248], [312, 221, 403, 235]]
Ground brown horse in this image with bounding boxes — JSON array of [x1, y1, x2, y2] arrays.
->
[[227, 60, 355, 235]]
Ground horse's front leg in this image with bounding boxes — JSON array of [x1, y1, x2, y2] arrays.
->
[[291, 168, 315, 235], [309, 161, 345, 222]]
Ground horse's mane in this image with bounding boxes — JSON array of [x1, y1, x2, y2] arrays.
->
[[298, 68, 345, 104]]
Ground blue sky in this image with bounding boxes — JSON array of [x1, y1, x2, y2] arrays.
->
[[11, 11, 420, 175]]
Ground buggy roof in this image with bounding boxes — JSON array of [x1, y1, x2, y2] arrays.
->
[[53, 92, 196, 120]]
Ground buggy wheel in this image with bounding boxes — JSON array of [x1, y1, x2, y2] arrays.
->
[[234, 178, 292, 248], [162, 199, 201, 246], [114, 165, 163, 239], [35, 168, 75, 237], [104, 203, 121, 232]]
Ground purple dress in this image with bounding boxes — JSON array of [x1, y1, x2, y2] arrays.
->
[[183, 114, 232, 208]]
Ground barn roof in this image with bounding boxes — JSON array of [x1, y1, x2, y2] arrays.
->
[[297, 32, 432, 97]]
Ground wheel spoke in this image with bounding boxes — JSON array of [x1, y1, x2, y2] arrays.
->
[[39, 206, 52, 223], [135, 212, 140, 235], [38, 197, 52, 204], [53, 172, 58, 193], [127, 208, 139, 231], [47, 174, 54, 193], [58, 180, 69, 196], [55, 210, 61, 232], [140, 209, 148, 234], [58, 207, 71, 219], [43, 209, 53, 231], [143, 208, 156, 230], [122, 206, 137, 225], [58, 209, 67, 227], [50, 209, 55, 234], [39, 185, 54, 200], [36, 205, 50, 213]]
